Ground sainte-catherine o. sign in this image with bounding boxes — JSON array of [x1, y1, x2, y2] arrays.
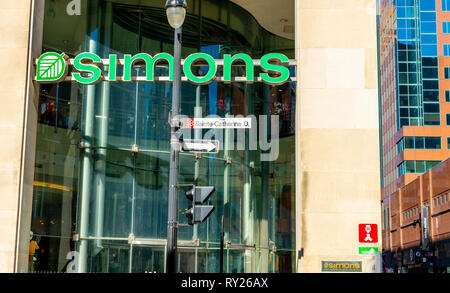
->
[[35, 52, 295, 85]]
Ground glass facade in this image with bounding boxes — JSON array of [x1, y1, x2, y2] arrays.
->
[[397, 0, 440, 128], [378, 0, 450, 198], [29, 0, 296, 273]]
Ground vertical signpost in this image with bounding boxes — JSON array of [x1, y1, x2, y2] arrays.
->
[[165, 0, 187, 274]]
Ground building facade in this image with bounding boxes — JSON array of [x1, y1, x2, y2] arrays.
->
[[382, 157, 450, 272], [378, 0, 450, 272], [0, 0, 381, 273]]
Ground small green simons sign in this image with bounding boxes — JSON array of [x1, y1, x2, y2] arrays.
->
[[321, 261, 362, 273]]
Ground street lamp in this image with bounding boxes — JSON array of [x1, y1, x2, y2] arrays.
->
[[165, 0, 187, 274], [165, 0, 187, 29]]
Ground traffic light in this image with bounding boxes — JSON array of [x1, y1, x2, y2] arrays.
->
[[185, 186, 215, 225]]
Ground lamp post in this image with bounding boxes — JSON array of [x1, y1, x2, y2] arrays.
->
[[165, 0, 187, 274]]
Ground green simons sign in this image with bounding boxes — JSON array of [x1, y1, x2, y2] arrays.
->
[[35, 52, 295, 85]]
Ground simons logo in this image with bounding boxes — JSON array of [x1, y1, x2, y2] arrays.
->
[[35, 52, 295, 85]]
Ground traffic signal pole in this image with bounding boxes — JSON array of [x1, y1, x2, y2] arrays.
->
[[166, 26, 182, 274]]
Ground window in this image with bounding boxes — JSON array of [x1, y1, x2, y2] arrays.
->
[[387, 207, 390, 229], [424, 113, 440, 125], [400, 136, 441, 149], [444, 44, 450, 56], [426, 161, 441, 170], [446, 90, 450, 102], [424, 137, 441, 149], [405, 137, 414, 148], [421, 12, 436, 21], [444, 22, 450, 34], [416, 160, 426, 173], [424, 103, 440, 113], [424, 90, 439, 102], [447, 114, 450, 125], [415, 137, 425, 149], [421, 0, 436, 11], [445, 67, 450, 79], [398, 160, 442, 174], [444, 0, 450, 11], [421, 34, 437, 44], [422, 22, 437, 34], [448, 137, 450, 149], [423, 80, 439, 89]]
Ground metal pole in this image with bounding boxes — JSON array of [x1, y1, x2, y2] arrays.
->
[[193, 90, 201, 243], [93, 0, 113, 257], [78, 1, 99, 272], [166, 26, 182, 273], [220, 215, 224, 273]]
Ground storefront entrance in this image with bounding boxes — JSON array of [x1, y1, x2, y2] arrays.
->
[[30, 0, 296, 273]]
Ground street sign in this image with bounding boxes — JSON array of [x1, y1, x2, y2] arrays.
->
[[180, 139, 219, 153], [358, 247, 379, 255], [358, 223, 378, 243], [181, 118, 252, 129]]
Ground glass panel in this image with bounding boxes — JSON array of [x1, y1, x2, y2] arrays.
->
[[426, 161, 440, 170], [415, 136, 425, 149], [421, 22, 437, 34], [84, 240, 130, 273], [420, 0, 436, 11], [93, 150, 133, 238], [424, 103, 440, 113], [133, 152, 169, 239], [424, 137, 441, 149], [406, 161, 416, 173], [422, 67, 438, 79], [131, 246, 165, 273], [405, 136, 415, 148], [423, 91, 439, 102], [416, 161, 425, 173], [197, 248, 221, 273], [424, 114, 440, 125], [178, 249, 197, 273]]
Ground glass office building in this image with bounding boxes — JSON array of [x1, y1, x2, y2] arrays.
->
[[378, 0, 450, 197], [29, 0, 296, 273]]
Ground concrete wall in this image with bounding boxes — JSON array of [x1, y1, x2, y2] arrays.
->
[[295, 0, 382, 273], [0, 0, 43, 273]]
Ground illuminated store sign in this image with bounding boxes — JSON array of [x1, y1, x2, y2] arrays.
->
[[321, 261, 362, 273], [35, 52, 295, 85]]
